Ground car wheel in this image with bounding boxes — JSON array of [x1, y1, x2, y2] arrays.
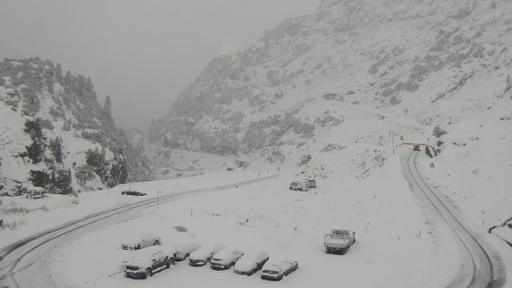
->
[[166, 258, 174, 268], [145, 268, 152, 278], [153, 240, 160, 246]]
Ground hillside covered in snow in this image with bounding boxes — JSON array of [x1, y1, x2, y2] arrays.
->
[[147, 0, 512, 244], [0, 57, 152, 196]]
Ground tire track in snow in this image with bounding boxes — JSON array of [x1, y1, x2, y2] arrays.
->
[[401, 151, 502, 288]]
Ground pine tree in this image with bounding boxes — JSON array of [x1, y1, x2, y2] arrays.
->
[[104, 95, 112, 119], [49, 137, 63, 163], [55, 63, 63, 84]]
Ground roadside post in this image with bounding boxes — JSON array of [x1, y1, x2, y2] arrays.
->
[[389, 131, 395, 154], [430, 162, 435, 176]]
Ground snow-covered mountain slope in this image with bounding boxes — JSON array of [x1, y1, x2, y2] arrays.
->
[[0, 58, 151, 196], [147, 0, 512, 244]]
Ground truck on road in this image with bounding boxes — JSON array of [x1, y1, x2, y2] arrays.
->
[[324, 229, 356, 254]]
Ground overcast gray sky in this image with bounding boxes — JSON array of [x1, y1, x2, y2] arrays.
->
[[0, 0, 319, 131]]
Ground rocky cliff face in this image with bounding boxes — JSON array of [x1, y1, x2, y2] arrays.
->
[[0, 57, 151, 195], [148, 0, 512, 173]]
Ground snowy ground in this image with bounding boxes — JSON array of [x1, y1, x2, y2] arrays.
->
[[4, 150, 507, 288]]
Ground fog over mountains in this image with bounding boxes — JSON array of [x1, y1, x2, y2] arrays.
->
[[1, 0, 511, 213]]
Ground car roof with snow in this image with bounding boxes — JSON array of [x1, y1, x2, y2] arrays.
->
[[173, 242, 201, 252], [190, 244, 226, 259], [213, 247, 241, 259], [262, 258, 294, 272], [234, 250, 268, 271], [123, 232, 159, 243], [126, 246, 175, 261]]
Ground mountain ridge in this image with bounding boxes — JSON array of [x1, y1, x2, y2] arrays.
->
[[148, 0, 512, 171]]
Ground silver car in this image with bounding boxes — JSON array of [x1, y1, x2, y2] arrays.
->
[[189, 244, 227, 266], [261, 259, 299, 281], [123, 247, 176, 279], [172, 242, 201, 261], [121, 233, 161, 250], [210, 247, 244, 270], [234, 250, 269, 276]]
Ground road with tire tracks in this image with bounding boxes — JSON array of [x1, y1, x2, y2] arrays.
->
[[0, 151, 506, 288], [0, 174, 279, 288], [401, 151, 504, 288]]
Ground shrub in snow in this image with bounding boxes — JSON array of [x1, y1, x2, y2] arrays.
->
[[432, 125, 448, 138], [321, 93, 343, 101], [49, 137, 63, 163], [314, 114, 342, 127], [23, 118, 44, 139], [389, 96, 402, 106], [21, 88, 41, 116], [29, 170, 50, 188], [75, 165, 97, 186]]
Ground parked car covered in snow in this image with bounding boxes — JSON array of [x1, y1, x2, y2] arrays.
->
[[189, 244, 227, 266], [260, 259, 298, 281], [324, 229, 356, 254], [121, 233, 161, 250], [289, 179, 310, 191], [234, 250, 269, 276], [210, 247, 244, 270], [123, 246, 176, 279], [172, 242, 201, 261]]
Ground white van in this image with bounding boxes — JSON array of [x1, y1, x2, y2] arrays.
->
[[289, 180, 310, 191]]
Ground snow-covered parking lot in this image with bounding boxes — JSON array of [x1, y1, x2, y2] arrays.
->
[[4, 153, 502, 288]]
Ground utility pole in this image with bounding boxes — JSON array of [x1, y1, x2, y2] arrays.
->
[[390, 131, 395, 154]]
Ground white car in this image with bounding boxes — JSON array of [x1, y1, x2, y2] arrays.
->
[[123, 246, 176, 279], [261, 259, 299, 281], [234, 250, 269, 276], [172, 242, 202, 261], [189, 244, 227, 266], [210, 247, 244, 270], [121, 233, 161, 250]]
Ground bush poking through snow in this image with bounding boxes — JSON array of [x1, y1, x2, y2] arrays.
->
[[432, 125, 448, 138]]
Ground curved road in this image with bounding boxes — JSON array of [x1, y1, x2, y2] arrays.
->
[[0, 174, 279, 288], [0, 152, 506, 288], [401, 151, 503, 288]]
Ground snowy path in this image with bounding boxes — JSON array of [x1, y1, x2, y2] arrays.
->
[[401, 151, 500, 288]]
